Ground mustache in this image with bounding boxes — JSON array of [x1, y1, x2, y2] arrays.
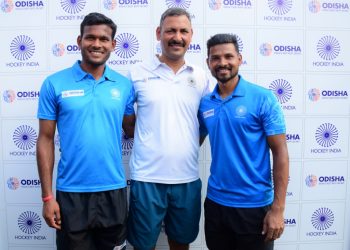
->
[[168, 40, 185, 47], [215, 66, 232, 71]]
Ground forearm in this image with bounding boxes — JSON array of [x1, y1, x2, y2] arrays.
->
[[271, 150, 289, 212], [123, 114, 136, 138], [36, 137, 55, 197]]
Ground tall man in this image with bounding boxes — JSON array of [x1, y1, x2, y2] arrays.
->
[[36, 12, 132, 250], [123, 7, 209, 250], [198, 33, 289, 250]]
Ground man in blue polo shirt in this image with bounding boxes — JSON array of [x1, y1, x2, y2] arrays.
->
[[198, 33, 289, 250], [36, 13, 132, 250]]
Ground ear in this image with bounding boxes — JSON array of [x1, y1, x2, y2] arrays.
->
[[238, 53, 243, 66], [77, 35, 82, 49], [206, 57, 209, 68], [111, 39, 116, 50], [156, 26, 161, 41]]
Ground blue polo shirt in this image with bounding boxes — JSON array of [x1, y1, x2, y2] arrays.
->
[[198, 76, 285, 208], [38, 61, 133, 192]]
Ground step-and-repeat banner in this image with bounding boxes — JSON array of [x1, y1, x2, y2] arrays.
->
[[0, 1, 349, 249]]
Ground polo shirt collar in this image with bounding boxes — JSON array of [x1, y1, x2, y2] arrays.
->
[[72, 60, 116, 82], [150, 55, 194, 72], [210, 75, 246, 100]]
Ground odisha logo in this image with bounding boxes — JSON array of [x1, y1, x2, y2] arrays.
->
[[268, 0, 293, 15], [308, 88, 320, 101], [103, 0, 117, 10], [115, 33, 139, 59], [10, 35, 35, 61], [3, 89, 16, 103], [18, 211, 41, 234], [52, 43, 65, 57], [315, 123, 338, 148], [305, 174, 317, 187], [269, 79, 292, 104], [309, 0, 321, 13], [60, 0, 86, 14], [122, 130, 134, 150], [13, 125, 38, 150], [1, 0, 14, 12], [208, 0, 221, 10], [311, 207, 334, 230], [7, 177, 20, 190], [259, 43, 273, 56], [317, 35, 340, 61], [166, 0, 191, 9]]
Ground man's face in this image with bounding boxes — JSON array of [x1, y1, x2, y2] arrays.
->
[[77, 24, 115, 67], [207, 43, 242, 84], [156, 15, 193, 62]]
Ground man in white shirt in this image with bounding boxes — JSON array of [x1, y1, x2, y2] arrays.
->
[[123, 7, 209, 250]]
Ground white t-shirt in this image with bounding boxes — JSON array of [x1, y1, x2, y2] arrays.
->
[[128, 56, 210, 184]]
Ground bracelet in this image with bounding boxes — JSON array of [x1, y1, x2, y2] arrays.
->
[[42, 194, 53, 202]]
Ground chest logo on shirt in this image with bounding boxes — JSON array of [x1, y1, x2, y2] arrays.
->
[[61, 90, 84, 98], [187, 76, 196, 88], [235, 105, 247, 117], [203, 109, 214, 119], [110, 88, 121, 99]]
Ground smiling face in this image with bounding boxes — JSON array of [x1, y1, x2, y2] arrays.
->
[[207, 43, 242, 86], [77, 24, 116, 71], [156, 14, 193, 64]]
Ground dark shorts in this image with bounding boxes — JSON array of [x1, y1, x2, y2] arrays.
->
[[56, 189, 127, 250], [204, 198, 274, 250], [127, 179, 202, 250]]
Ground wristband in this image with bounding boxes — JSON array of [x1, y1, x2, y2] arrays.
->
[[42, 194, 53, 202]]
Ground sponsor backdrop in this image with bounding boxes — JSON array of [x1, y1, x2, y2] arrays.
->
[[0, 0, 349, 249]]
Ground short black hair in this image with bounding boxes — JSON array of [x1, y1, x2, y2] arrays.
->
[[80, 12, 117, 39], [159, 7, 191, 28], [207, 33, 240, 57]]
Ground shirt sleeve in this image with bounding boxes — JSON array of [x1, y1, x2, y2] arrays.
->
[[124, 85, 135, 116], [260, 90, 286, 136], [37, 78, 57, 120]]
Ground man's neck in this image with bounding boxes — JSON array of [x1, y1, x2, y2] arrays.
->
[[80, 62, 105, 80], [157, 55, 185, 74]]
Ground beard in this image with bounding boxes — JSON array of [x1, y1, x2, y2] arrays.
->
[[212, 66, 237, 84]]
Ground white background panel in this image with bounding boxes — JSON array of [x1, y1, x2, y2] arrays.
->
[[101, 0, 152, 25], [299, 202, 345, 241], [306, 30, 350, 72], [257, 73, 304, 115], [304, 117, 349, 158], [285, 118, 303, 159], [48, 28, 82, 72], [0, 0, 47, 27], [278, 203, 300, 242], [257, 29, 303, 71], [286, 161, 302, 202], [153, 0, 204, 25], [301, 160, 347, 200], [49, 0, 100, 26], [299, 242, 344, 250], [6, 205, 54, 245], [4, 164, 41, 204], [306, 0, 350, 29], [257, 0, 303, 27], [2, 119, 38, 161], [107, 26, 153, 72], [305, 74, 350, 115], [204, 0, 255, 25], [0, 75, 43, 117], [0, 29, 47, 73]]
